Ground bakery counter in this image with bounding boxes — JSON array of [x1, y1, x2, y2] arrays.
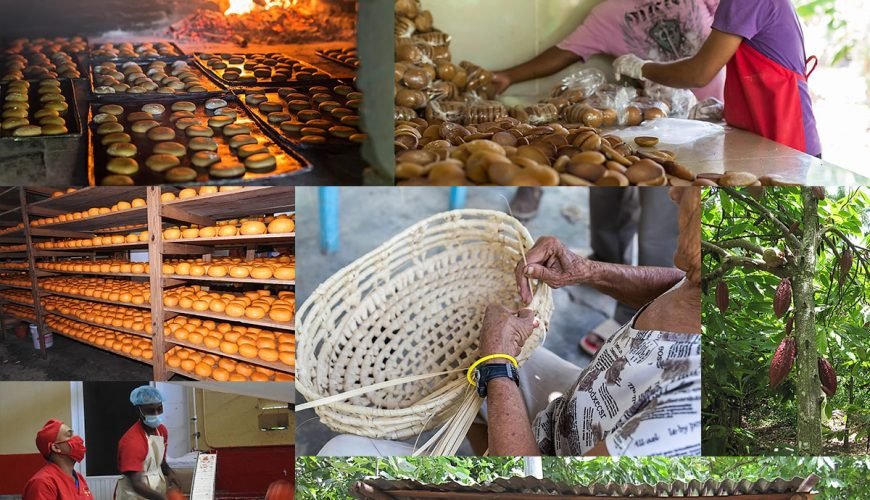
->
[[645, 125, 868, 185]]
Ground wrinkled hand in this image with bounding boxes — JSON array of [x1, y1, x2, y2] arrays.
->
[[490, 71, 512, 96], [515, 236, 597, 304], [479, 304, 539, 360], [688, 97, 724, 122], [613, 54, 649, 81]]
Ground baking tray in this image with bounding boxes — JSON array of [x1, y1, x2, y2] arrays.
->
[[89, 60, 224, 103], [0, 40, 90, 81], [87, 94, 312, 186], [315, 47, 359, 70], [0, 79, 83, 140], [238, 83, 363, 151], [193, 52, 336, 89], [88, 41, 187, 62]]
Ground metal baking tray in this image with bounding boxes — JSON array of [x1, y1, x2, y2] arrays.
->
[[315, 47, 359, 70], [89, 60, 224, 103], [88, 41, 187, 62], [87, 94, 312, 186], [238, 82, 363, 152], [193, 52, 337, 89], [0, 79, 83, 141]]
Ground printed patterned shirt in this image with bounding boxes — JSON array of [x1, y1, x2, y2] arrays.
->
[[533, 308, 701, 456]]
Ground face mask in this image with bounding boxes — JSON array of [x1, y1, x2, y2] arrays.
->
[[54, 436, 86, 462], [141, 412, 164, 428]]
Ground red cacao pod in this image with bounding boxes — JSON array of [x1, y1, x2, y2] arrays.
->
[[840, 249, 853, 278], [265, 479, 293, 500], [774, 278, 792, 318], [785, 316, 794, 336], [818, 357, 837, 397], [716, 281, 729, 314], [769, 336, 796, 388], [811, 186, 825, 200]]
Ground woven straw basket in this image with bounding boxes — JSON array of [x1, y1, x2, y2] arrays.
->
[[297, 209, 553, 452]]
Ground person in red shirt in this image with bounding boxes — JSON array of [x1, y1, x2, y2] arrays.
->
[[23, 419, 93, 500], [114, 386, 180, 500]]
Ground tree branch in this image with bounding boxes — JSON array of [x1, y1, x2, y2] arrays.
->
[[722, 187, 801, 251], [702, 241, 793, 286]]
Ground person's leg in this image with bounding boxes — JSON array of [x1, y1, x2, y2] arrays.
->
[[510, 187, 543, 221], [637, 187, 679, 268], [318, 435, 416, 457], [589, 187, 639, 264]]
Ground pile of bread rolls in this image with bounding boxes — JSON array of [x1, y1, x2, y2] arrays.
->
[[0, 261, 28, 269], [2, 79, 70, 137], [1, 303, 36, 321], [163, 256, 295, 281], [0, 223, 25, 236], [93, 60, 209, 95], [43, 296, 153, 334], [1, 37, 85, 81], [165, 345, 293, 381], [46, 315, 154, 361], [162, 286, 294, 324], [165, 315, 294, 370], [0, 275, 31, 287], [40, 277, 151, 305], [0, 289, 36, 304]]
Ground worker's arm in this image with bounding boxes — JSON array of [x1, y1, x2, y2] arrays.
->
[[516, 237, 684, 309], [125, 472, 166, 500], [478, 305, 541, 456], [162, 459, 180, 489], [492, 46, 582, 95], [642, 29, 742, 88]]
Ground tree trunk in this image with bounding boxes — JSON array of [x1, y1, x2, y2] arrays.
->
[[794, 188, 822, 454], [845, 375, 854, 452]]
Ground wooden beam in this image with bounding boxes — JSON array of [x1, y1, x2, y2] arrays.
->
[[19, 188, 48, 360], [30, 228, 94, 239], [161, 204, 215, 227], [147, 187, 167, 382], [163, 242, 212, 255]]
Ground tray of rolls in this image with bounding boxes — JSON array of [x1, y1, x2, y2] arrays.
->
[[239, 81, 365, 150], [90, 59, 224, 100], [194, 52, 335, 88], [1, 78, 81, 140], [87, 95, 311, 186], [89, 41, 186, 62], [315, 47, 359, 70], [1, 37, 88, 81]]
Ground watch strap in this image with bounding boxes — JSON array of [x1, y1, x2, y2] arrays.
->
[[474, 362, 519, 398]]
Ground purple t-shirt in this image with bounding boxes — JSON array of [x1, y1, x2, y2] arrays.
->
[[713, 0, 820, 155], [558, 0, 725, 101]]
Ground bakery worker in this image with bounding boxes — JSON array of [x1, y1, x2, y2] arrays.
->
[[613, 0, 821, 156], [114, 385, 179, 500], [23, 419, 93, 500], [491, 0, 724, 100]]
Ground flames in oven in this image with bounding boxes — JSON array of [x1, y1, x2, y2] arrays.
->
[[225, 0, 316, 16]]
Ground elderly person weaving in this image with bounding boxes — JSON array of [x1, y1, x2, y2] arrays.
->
[[484, 186, 701, 456], [319, 188, 700, 457]]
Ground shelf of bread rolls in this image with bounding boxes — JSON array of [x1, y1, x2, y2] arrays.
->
[[163, 315, 293, 376], [164, 345, 293, 382], [42, 296, 153, 338], [44, 315, 154, 366], [162, 286, 294, 331], [1, 303, 37, 323]]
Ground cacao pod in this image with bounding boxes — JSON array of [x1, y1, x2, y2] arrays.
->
[[716, 281, 729, 314], [811, 186, 825, 200], [763, 247, 785, 267], [769, 336, 796, 388], [788, 221, 800, 235], [818, 357, 837, 397], [785, 316, 794, 336], [840, 249, 853, 278], [774, 278, 792, 318]]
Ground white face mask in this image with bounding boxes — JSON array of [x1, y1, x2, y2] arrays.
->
[[141, 411, 164, 428]]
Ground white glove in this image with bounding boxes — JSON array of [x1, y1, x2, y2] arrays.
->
[[689, 97, 724, 122], [613, 54, 649, 81]]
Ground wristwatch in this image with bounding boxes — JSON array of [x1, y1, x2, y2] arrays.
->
[[474, 362, 520, 398]]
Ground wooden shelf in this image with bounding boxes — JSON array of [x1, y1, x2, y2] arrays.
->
[[165, 337, 294, 375], [28, 187, 148, 213], [0, 297, 37, 308], [163, 306, 294, 331], [163, 233, 294, 248], [164, 274, 294, 285], [163, 187, 294, 221], [30, 205, 148, 232], [32, 241, 148, 253], [40, 290, 152, 309], [166, 366, 293, 382], [47, 310, 152, 339], [45, 324, 154, 368], [0, 283, 34, 290], [38, 269, 148, 278]]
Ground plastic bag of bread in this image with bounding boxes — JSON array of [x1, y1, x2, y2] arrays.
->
[[643, 81, 697, 119], [689, 97, 725, 122], [395, 106, 418, 122], [585, 85, 636, 126], [550, 68, 606, 102], [510, 103, 559, 125], [459, 61, 494, 94], [629, 98, 671, 124], [425, 100, 467, 123], [464, 99, 507, 125]]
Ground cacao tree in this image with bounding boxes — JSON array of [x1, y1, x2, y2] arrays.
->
[[702, 187, 870, 456]]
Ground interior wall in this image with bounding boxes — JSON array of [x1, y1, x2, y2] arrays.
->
[[0, 382, 72, 454], [197, 390, 294, 449], [421, 0, 611, 103]]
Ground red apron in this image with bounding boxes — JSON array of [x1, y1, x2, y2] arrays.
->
[[724, 41, 817, 153]]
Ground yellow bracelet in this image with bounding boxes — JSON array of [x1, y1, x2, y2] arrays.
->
[[466, 354, 519, 386]]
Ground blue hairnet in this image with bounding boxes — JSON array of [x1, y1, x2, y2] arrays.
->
[[130, 385, 165, 406]]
